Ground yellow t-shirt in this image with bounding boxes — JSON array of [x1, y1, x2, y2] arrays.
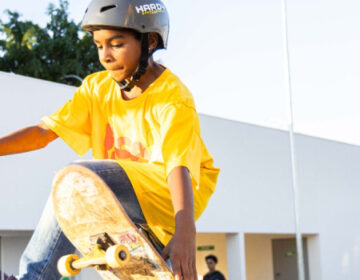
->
[[42, 69, 220, 244]]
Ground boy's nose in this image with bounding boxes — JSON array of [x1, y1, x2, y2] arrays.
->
[[100, 47, 113, 63]]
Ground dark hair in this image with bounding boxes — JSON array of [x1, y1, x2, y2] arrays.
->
[[120, 29, 164, 51], [205, 255, 218, 264], [124, 28, 142, 41]]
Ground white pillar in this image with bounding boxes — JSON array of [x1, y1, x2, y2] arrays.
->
[[307, 235, 323, 280], [226, 233, 246, 280]]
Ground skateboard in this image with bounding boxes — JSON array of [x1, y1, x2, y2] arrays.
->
[[52, 164, 174, 279]]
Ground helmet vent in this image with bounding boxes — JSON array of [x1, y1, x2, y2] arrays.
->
[[100, 5, 117, 13]]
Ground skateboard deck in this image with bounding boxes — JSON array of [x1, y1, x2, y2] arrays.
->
[[52, 164, 174, 280]]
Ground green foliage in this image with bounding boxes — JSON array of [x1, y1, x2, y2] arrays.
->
[[0, 0, 102, 86]]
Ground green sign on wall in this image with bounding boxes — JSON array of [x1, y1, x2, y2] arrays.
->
[[284, 250, 296, 257], [197, 245, 215, 251]]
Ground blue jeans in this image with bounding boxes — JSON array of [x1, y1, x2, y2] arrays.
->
[[18, 160, 164, 280]]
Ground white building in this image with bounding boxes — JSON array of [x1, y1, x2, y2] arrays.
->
[[0, 71, 359, 280]]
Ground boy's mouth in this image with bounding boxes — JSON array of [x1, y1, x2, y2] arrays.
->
[[109, 69, 131, 82]]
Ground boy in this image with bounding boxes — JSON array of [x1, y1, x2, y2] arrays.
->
[[204, 255, 226, 280], [0, 0, 219, 279]]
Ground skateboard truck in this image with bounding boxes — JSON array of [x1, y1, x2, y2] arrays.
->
[[92, 232, 116, 251], [57, 232, 130, 277]]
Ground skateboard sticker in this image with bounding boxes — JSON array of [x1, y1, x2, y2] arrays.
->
[[56, 171, 99, 198]]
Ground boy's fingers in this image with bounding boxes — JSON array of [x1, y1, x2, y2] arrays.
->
[[172, 261, 182, 280], [181, 261, 191, 279], [192, 259, 197, 279], [192, 262, 197, 280], [173, 257, 197, 280], [183, 261, 196, 280]]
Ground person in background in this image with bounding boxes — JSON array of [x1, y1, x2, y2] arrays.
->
[[203, 255, 226, 280]]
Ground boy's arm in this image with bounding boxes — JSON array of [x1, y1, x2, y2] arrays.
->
[[0, 122, 58, 156], [162, 166, 197, 280]]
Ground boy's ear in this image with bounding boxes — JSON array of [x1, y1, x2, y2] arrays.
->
[[148, 32, 159, 52]]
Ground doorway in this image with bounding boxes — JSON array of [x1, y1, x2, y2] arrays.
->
[[272, 238, 310, 280]]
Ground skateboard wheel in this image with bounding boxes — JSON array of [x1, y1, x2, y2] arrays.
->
[[57, 254, 81, 276], [106, 245, 130, 268]]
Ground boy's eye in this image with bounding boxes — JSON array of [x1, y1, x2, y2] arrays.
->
[[96, 45, 103, 50], [112, 43, 123, 48]]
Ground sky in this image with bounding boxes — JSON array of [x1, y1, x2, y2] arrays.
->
[[0, 0, 359, 146]]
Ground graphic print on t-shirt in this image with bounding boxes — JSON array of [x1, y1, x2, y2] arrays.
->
[[104, 124, 150, 161]]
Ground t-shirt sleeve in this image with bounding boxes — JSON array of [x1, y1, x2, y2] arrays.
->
[[41, 81, 92, 156], [159, 103, 202, 187]]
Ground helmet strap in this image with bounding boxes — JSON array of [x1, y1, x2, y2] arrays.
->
[[115, 33, 149, 92]]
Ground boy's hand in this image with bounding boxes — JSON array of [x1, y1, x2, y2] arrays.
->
[[162, 220, 197, 280]]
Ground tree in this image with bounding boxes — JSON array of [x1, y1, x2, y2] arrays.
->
[[0, 0, 102, 86]]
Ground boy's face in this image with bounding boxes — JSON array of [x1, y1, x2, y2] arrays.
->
[[206, 258, 216, 271], [93, 29, 141, 82]]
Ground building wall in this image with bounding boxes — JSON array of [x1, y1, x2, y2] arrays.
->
[[1, 72, 360, 279], [245, 234, 274, 280], [198, 115, 360, 279], [0, 72, 84, 231], [244, 234, 321, 280]]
